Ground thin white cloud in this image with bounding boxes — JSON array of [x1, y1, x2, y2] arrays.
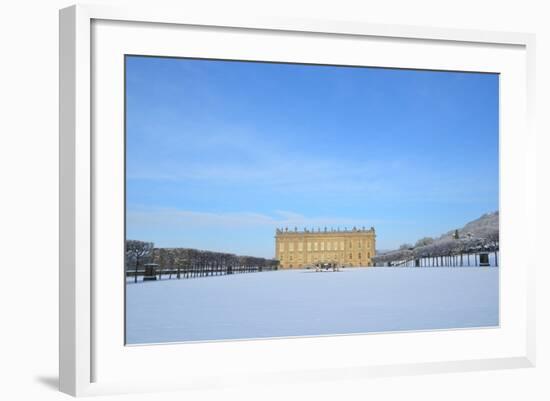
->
[[127, 122, 497, 204], [127, 208, 384, 231]]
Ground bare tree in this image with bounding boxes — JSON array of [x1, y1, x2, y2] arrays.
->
[[415, 237, 434, 247], [165, 251, 176, 279], [126, 240, 154, 283]]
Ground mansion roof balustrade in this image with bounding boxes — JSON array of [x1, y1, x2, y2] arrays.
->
[[276, 226, 375, 235]]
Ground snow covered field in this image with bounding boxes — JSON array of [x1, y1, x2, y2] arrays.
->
[[126, 267, 499, 344]]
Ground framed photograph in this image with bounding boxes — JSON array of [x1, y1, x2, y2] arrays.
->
[[59, 4, 536, 396]]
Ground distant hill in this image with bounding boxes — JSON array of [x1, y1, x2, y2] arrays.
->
[[439, 211, 499, 241]]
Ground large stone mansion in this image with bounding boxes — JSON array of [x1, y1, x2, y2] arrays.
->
[[275, 226, 376, 269]]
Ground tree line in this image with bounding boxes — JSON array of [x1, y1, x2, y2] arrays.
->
[[373, 224, 499, 266], [126, 240, 279, 282]]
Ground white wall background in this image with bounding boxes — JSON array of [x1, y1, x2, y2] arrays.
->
[[0, 0, 548, 400]]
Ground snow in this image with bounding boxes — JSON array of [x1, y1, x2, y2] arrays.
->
[[126, 267, 499, 344]]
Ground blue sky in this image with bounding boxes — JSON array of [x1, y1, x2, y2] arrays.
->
[[125, 56, 499, 258]]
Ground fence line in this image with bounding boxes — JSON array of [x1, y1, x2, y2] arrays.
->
[[127, 264, 276, 278], [376, 251, 499, 268]]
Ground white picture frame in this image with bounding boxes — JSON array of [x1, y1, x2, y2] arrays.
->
[[59, 3, 536, 397]]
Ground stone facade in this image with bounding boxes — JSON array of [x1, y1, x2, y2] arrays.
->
[[275, 226, 376, 268]]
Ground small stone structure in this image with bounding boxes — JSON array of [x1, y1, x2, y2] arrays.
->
[[143, 263, 159, 281]]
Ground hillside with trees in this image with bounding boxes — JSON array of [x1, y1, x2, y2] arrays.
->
[[373, 212, 499, 266]]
